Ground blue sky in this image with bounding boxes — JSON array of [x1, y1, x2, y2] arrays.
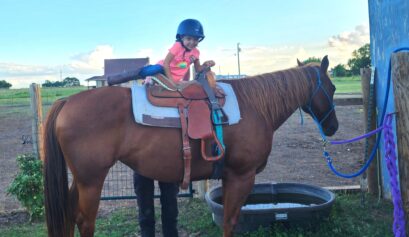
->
[[0, 0, 369, 88]]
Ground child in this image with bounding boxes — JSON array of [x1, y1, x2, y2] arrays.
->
[[139, 19, 215, 83]]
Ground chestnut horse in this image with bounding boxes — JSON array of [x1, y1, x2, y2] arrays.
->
[[43, 56, 338, 237]]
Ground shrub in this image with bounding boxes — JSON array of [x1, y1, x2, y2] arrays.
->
[[7, 153, 44, 221]]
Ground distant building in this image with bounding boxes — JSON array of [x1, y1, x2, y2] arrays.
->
[[216, 74, 247, 80], [85, 58, 149, 88]]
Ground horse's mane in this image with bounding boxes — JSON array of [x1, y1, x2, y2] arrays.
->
[[221, 66, 317, 126]]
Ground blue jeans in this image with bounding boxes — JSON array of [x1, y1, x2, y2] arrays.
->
[[138, 64, 164, 78], [133, 172, 179, 237]]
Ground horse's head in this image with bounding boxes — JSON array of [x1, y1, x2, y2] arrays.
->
[[299, 56, 339, 137]]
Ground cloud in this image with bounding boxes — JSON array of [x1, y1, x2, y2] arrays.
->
[[0, 45, 116, 88], [0, 63, 59, 88], [205, 24, 370, 75], [69, 45, 114, 74], [205, 45, 320, 76], [328, 24, 369, 49], [0, 62, 56, 77]]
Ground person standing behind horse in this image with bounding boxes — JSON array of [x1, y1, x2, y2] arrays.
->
[[133, 19, 214, 237]]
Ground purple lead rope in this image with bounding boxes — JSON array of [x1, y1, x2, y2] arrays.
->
[[383, 114, 406, 237]]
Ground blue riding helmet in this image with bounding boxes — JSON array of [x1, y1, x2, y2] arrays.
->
[[176, 19, 205, 42]]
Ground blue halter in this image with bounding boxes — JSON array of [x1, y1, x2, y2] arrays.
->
[[303, 67, 336, 141]]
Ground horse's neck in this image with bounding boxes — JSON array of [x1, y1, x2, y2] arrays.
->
[[227, 70, 312, 132], [272, 71, 314, 131]]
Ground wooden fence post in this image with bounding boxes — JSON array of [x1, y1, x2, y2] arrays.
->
[[392, 52, 409, 233], [360, 68, 379, 194], [29, 83, 44, 161]]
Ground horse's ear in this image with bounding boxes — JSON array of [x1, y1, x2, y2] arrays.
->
[[321, 55, 329, 71], [297, 59, 304, 67]]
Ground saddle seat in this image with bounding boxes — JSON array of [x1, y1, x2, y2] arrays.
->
[[147, 80, 226, 107], [145, 73, 226, 189]]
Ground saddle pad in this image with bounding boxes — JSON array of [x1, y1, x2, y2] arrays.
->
[[131, 81, 241, 128]]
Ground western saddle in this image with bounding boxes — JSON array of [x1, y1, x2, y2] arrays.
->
[[146, 70, 227, 189]]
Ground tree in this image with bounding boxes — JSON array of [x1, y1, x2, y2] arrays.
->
[[63, 77, 80, 87], [332, 64, 349, 77], [0, 80, 12, 89], [302, 57, 321, 64], [42, 80, 65, 87], [347, 43, 371, 75]]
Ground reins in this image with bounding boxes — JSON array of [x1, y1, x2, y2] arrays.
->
[[305, 48, 409, 237], [310, 47, 409, 178]]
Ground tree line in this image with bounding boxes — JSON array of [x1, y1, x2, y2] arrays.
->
[[0, 77, 81, 89], [302, 43, 370, 77], [42, 77, 81, 87]]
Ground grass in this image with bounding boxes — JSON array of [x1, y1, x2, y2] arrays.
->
[[0, 87, 87, 106], [332, 76, 362, 94], [0, 193, 394, 236]]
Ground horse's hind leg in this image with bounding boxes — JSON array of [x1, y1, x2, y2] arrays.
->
[[74, 173, 107, 237], [222, 169, 256, 237]]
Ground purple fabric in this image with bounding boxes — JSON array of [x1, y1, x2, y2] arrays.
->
[[384, 114, 406, 237]]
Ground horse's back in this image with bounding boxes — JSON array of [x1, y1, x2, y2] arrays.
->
[[55, 87, 133, 177]]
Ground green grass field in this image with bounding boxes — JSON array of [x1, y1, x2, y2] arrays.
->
[[332, 76, 362, 94], [0, 193, 393, 237], [0, 87, 87, 106]]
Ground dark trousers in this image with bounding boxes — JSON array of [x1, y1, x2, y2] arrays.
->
[[133, 172, 179, 237]]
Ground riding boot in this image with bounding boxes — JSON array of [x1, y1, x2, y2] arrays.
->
[[159, 181, 180, 237], [133, 172, 155, 237]]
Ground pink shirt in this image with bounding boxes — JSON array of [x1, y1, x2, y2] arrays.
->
[[158, 42, 200, 82]]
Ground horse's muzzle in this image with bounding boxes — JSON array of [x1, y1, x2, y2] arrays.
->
[[324, 122, 338, 136]]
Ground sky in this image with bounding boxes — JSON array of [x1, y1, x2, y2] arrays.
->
[[0, 0, 370, 88]]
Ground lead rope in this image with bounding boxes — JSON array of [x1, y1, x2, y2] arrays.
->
[[383, 114, 406, 237]]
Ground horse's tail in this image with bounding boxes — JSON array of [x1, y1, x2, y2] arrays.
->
[[43, 98, 72, 237]]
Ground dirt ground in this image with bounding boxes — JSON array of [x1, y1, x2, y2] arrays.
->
[[0, 104, 365, 217]]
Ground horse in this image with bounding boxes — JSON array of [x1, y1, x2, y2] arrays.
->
[[43, 55, 338, 237]]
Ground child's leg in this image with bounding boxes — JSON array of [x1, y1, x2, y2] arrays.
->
[[139, 64, 164, 78]]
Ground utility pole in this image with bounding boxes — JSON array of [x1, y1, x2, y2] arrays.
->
[[237, 43, 241, 76]]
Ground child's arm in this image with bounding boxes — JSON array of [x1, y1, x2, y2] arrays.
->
[[163, 52, 175, 81]]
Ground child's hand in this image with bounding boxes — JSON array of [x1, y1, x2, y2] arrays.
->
[[143, 77, 153, 85], [203, 60, 216, 68]]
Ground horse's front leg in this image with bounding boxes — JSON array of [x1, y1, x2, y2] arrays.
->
[[222, 169, 255, 237]]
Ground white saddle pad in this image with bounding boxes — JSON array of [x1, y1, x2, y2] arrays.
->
[[131, 81, 241, 128]]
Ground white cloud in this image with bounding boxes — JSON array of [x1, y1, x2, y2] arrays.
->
[[326, 23, 370, 66], [204, 45, 319, 76], [0, 63, 59, 88], [0, 62, 56, 77], [0, 45, 115, 88], [205, 24, 370, 76], [328, 24, 369, 49], [69, 45, 114, 74]]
